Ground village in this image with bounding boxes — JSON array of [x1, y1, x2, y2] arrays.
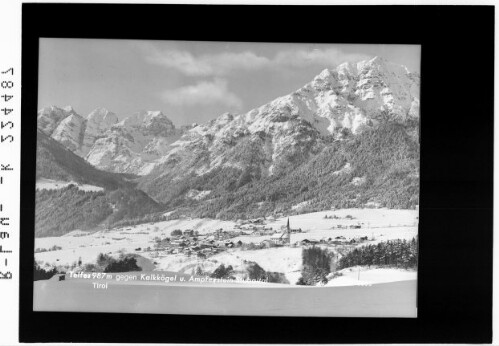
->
[[132, 217, 374, 262], [34, 208, 419, 284]]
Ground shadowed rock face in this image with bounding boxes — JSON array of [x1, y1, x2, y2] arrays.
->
[[37, 107, 182, 175], [83, 110, 182, 174], [138, 110, 176, 137], [81, 107, 119, 155], [37, 106, 78, 136], [50, 113, 86, 154]]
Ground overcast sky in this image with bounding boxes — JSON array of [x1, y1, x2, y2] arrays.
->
[[38, 39, 420, 126]]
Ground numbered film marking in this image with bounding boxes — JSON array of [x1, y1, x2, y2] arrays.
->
[[0, 271, 12, 279], [0, 66, 17, 284]]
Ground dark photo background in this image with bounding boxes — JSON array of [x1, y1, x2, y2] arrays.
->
[[20, 4, 493, 344]]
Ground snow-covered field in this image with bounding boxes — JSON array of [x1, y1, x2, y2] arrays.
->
[[34, 278, 417, 317], [231, 226, 416, 245], [35, 208, 418, 286], [36, 178, 104, 192], [282, 208, 418, 230], [148, 247, 303, 284], [325, 266, 417, 287], [234, 208, 418, 244]]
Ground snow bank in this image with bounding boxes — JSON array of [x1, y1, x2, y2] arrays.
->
[[36, 178, 104, 192], [325, 266, 417, 287]]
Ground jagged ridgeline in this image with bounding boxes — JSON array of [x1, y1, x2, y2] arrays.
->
[[35, 131, 163, 237], [137, 57, 420, 219], [37, 56, 420, 227]]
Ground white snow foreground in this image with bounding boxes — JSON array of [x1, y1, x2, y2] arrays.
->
[[35, 208, 418, 287], [323, 266, 417, 287]]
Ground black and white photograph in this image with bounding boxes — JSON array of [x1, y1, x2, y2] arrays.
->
[[0, 1, 490, 344], [32, 39, 420, 317]]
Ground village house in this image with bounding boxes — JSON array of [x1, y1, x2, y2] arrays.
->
[[170, 239, 186, 247], [299, 239, 319, 246], [251, 218, 265, 225]]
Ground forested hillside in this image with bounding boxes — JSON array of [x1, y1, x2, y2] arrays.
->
[[139, 121, 419, 220], [36, 130, 130, 189], [36, 131, 164, 237], [35, 185, 163, 237]]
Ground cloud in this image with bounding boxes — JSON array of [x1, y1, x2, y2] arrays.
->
[[146, 49, 270, 76], [161, 79, 243, 109], [274, 49, 370, 68], [143, 44, 371, 76]]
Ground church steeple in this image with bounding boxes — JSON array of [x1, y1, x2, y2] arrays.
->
[[285, 218, 291, 244]]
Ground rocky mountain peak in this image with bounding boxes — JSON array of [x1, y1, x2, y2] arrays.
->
[[39, 58, 419, 177], [140, 111, 175, 137], [87, 107, 118, 122], [86, 108, 119, 136], [115, 110, 175, 135], [316, 68, 334, 80], [62, 105, 77, 114], [367, 55, 387, 64], [37, 105, 81, 136], [51, 112, 86, 154]]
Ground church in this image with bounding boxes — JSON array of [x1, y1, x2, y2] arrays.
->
[[270, 218, 291, 245]]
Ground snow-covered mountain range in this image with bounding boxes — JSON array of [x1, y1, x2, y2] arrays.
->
[[37, 106, 184, 174], [36, 56, 420, 221], [38, 56, 419, 178]]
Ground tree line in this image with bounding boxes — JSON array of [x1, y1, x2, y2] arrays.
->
[[297, 246, 334, 285], [338, 237, 418, 270]]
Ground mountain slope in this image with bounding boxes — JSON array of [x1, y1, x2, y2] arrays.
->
[[211, 121, 419, 219], [36, 130, 128, 189], [37, 56, 420, 223], [137, 57, 420, 216], [35, 131, 163, 237], [84, 110, 182, 174], [140, 121, 419, 220], [37, 105, 78, 136], [37, 106, 184, 175], [35, 185, 163, 237]]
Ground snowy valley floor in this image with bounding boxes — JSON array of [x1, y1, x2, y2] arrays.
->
[[33, 208, 418, 316], [35, 208, 418, 286]]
